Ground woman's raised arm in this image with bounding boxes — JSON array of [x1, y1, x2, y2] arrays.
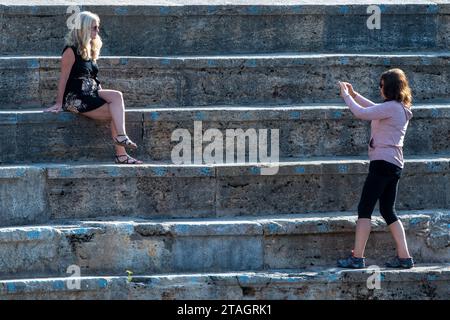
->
[[342, 82, 376, 108]]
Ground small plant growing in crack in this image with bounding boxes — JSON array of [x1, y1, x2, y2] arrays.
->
[[126, 270, 133, 283]]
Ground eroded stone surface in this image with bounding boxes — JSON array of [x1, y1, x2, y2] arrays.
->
[[1, 264, 449, 300]]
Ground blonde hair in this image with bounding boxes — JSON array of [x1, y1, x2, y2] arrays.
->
[[64, 11, 102, 62], [380, 68, 413, 108]]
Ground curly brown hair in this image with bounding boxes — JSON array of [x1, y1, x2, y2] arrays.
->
[[380, 68, 413, 108]]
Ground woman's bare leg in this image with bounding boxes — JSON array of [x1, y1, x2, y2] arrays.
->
[[81, 103, 111, 121], [97, 90, 126, 136], [82, 96, 142, 163], [110, 120, 127, 155], [353, 218, 371, 258], [388, 220, 411, 259], [81, 103, 125, 155]]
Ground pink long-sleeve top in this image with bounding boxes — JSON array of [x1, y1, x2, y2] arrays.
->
[[343, 92, 413, 169]]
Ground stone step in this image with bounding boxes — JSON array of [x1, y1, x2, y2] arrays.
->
[[0, 1, 448, 56], [0, 156, 449, 227], [1, 104, 449, 164], [2, 52, 450, 109], [0, 211, 448, 280], [1, 264, 449, 300]]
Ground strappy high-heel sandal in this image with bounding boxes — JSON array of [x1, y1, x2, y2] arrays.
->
[[114, 134, 138, 150], [115, 154, 143, 164]]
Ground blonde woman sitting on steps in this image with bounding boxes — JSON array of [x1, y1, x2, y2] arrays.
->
[[44, 11, 143, 165]]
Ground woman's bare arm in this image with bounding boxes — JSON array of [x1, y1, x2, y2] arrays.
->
[[44, 48, 75, 112], [56, 48, 75, 104], [341, 82, 376, 108]]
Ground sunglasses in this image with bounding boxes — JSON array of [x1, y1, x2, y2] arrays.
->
[[92, 25, 100, 32]]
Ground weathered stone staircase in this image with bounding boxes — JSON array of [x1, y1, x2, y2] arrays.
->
[[0, 0, 449, 299]]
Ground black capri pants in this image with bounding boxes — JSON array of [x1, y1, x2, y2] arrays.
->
[[357, 160, 403, 225]]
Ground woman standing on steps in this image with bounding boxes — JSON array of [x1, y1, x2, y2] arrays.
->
[[44, 11, 143, 164], [337, 68, 414, 269]]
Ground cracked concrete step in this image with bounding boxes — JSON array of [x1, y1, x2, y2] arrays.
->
[[1, 264, 449, 300], [1, 1, 448, 55], [1, 104, 449, 164], [0, 211, 448, 280], [0, 156, 449, 227], [2, 52, 450, 109]]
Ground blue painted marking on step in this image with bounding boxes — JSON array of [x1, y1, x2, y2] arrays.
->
[[339, 6, 349, 14], [291, 6, 302, 14], [283, 277, 301, 283], [427, 5, 439, 14], [150, 277, 161, 284], [427, 274, 437, 281], [268, 223, 280, 233], [295, 166, 305, 174], [31, 6, 38, 14], [383, 58, 391, 66], [195, 111, 206, 121], [153, 167, 167, 177], [207, 6, 218, 14], [250, 167, 261, 175], [72, 228, 89, 235], [238, 275, 252, 284], [247, 6, 261, 15], [150, 112, 160, 121], [241, 112, 251, 120], [59, 112, 74, 122], [244, 59, 257, 68], [317, 224, 328, 233], [98, 279, 108, 289], [27, 59, 39, 69], [421, 57, 432, 65], [427, 162, 440, 172], [333, 111, 343, 118], [409, 218, 420, 225], [119, 58, 128, 65], [27, 230, 41, 240], [59, 168, 74, 178], [378, 5, 387, 13], [189, 277, 199, 284], [161, 59, 171, 66], [53, 280, 65, 290], [115, 7, 128, 15], [122, 224, 135, 234], [160, 7, 171, 15], [108, 167, 121, 177], [290, 111, 301, 120], [340, 57, 350, 65], [6, 283, 16, 293], [328, 273, 339, 282], [15, 168, 26, 177], [174, 224, 190, 234], [207, 59, 217, 67], [338, 164, 348, 173], [431, 108, 440, 118], [199, 167, 211, 176]]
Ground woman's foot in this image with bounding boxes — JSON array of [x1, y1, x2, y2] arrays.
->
[[385, 256, 414, 269], [115, 154, 143, 164], [337, 251, 366, 269], [114, 134, 138, 150]]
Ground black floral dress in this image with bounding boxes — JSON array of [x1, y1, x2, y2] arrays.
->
[[62, 45, 107, 113]]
